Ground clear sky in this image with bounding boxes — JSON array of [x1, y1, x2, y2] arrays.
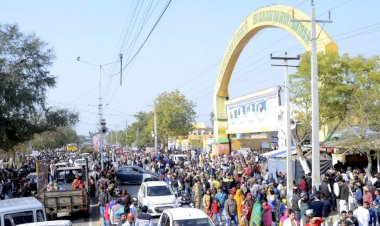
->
[[1, 0, 379, 135]]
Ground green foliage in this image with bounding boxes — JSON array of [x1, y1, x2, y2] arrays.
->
[[290, 52, 380, 147], [345, 55, 380, 133], [126, 111, 154, 148], [31, 127, 80, 150], [0, 24, 78, 151], [152, 90, 196, 148]]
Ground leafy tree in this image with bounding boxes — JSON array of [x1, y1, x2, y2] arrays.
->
[[0, 24, 78, 151], [290, 52, 352, 173], [341, 55, 380, 179], [290, 52, 380, 175], [31, 127, 80, 150], [129, 111, 153, 148], [150, 90, 196, 149]]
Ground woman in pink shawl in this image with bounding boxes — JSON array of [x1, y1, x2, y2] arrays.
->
[[279, 209, 289, 226], [262, 198, 272, 226]]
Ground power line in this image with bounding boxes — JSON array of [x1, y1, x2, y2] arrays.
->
[[174, 1, 356, 97], [188, 19, 380, 102], [122, 0, 172, 70], [102, 0, 170, 105]]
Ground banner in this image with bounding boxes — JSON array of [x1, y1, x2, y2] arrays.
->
[[226, 87, 280, 134]]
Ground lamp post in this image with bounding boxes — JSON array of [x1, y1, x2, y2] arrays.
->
[[270, 53, 300, 201], [148, 103, 158, 153], [77, 57, 118, 170], [153, 103, 158, 153]]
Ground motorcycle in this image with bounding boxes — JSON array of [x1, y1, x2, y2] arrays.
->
[[179, 190, 192, 206]]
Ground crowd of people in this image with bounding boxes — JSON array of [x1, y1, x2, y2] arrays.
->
[[115, 149, 380, 226], [1, 148, 380, 226], [0, 155, 37, 199]]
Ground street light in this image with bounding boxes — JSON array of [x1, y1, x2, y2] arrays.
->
[[77, 57, 119, 170], [148, 103, 158, 153], [270, 53, 300, 202]]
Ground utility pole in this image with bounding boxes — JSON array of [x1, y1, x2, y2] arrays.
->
[[292, 0, 332, 189], [77, 57, 118, 171], [125, 120, 128, 149], [98, 65, 105, 171], [154, 102, 158, 153], [120, 53, 123, 86], [270, 52, 300, 202], [116, 130, 118, 145]]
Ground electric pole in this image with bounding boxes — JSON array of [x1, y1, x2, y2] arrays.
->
[[154, 102, 158, 153], [98, 65, 105, 171], [292, 0, 332, 189], [120, 53, 123, 86], [77, 57, 119, 171], [125, 120, 128, 149], [270, 52, 300, 201]]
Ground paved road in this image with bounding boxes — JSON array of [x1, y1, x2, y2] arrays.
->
[[59, 184, 191, 225], [117, 184, 141, 198], [58, 185, 155, 226], [57, 197, 100, 226]]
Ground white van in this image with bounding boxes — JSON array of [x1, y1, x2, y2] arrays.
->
[[18, 220, 72, 226], [0, 197, 46, 226], [158, 208, 215, 226]]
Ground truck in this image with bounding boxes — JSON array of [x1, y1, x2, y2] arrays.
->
[[37, 163, 89, 219], [66, 143, 78, 152]]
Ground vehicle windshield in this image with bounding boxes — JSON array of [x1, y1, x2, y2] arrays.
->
[[57, 169, 83, 183], [147, 185, 173, 196], [4, 211, 34, 226], [177, 156, 188, 161], [173, 218, 213, 226]]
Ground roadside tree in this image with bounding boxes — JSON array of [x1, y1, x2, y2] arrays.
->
[[289, 52, 380, 174], [150, 90, 196, 150], [0, 24, 78, 151]]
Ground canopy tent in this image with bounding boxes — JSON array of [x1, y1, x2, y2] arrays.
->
[[329, 127, 378, 140], [323, 128, 380, 150], [261, 147, 296, 158]]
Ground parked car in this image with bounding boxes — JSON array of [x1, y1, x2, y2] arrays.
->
[[73, 159, 86, 168], [80, 153, 90, 159], [55, 162, 69, 169], [26, 173, 38, 184], [18, 220, 72, 226], [137, 181, 178, 216], [170, 154, 191, 166], [116, 166, 159, 184], [26, 173, 38, 193], [157, 208, 215, 226], [0, 197, 46, 226]]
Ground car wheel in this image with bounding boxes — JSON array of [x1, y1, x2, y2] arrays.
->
[[144, 178, 152, 182]]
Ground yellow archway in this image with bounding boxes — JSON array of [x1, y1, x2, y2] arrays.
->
[[213, 5, 338, 141]]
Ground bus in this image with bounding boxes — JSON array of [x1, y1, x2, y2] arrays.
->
[[66, 143, 78, 152]]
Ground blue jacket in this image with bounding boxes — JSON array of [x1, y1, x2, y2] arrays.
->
[[355, 188, 363, 201], [215, 192, 227, 208]]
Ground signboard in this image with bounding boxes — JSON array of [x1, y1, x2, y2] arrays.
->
[[226, 87, 280, 134]]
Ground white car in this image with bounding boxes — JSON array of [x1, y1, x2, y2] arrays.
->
[[80, 153, 90, 159], [73, 158, 86, 167], [55, 162, 69, 169], [158, 208, 215, 226], [171, 154, 191, 166], [18, 220, 72, 226], [137, 181, 178, 216]]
